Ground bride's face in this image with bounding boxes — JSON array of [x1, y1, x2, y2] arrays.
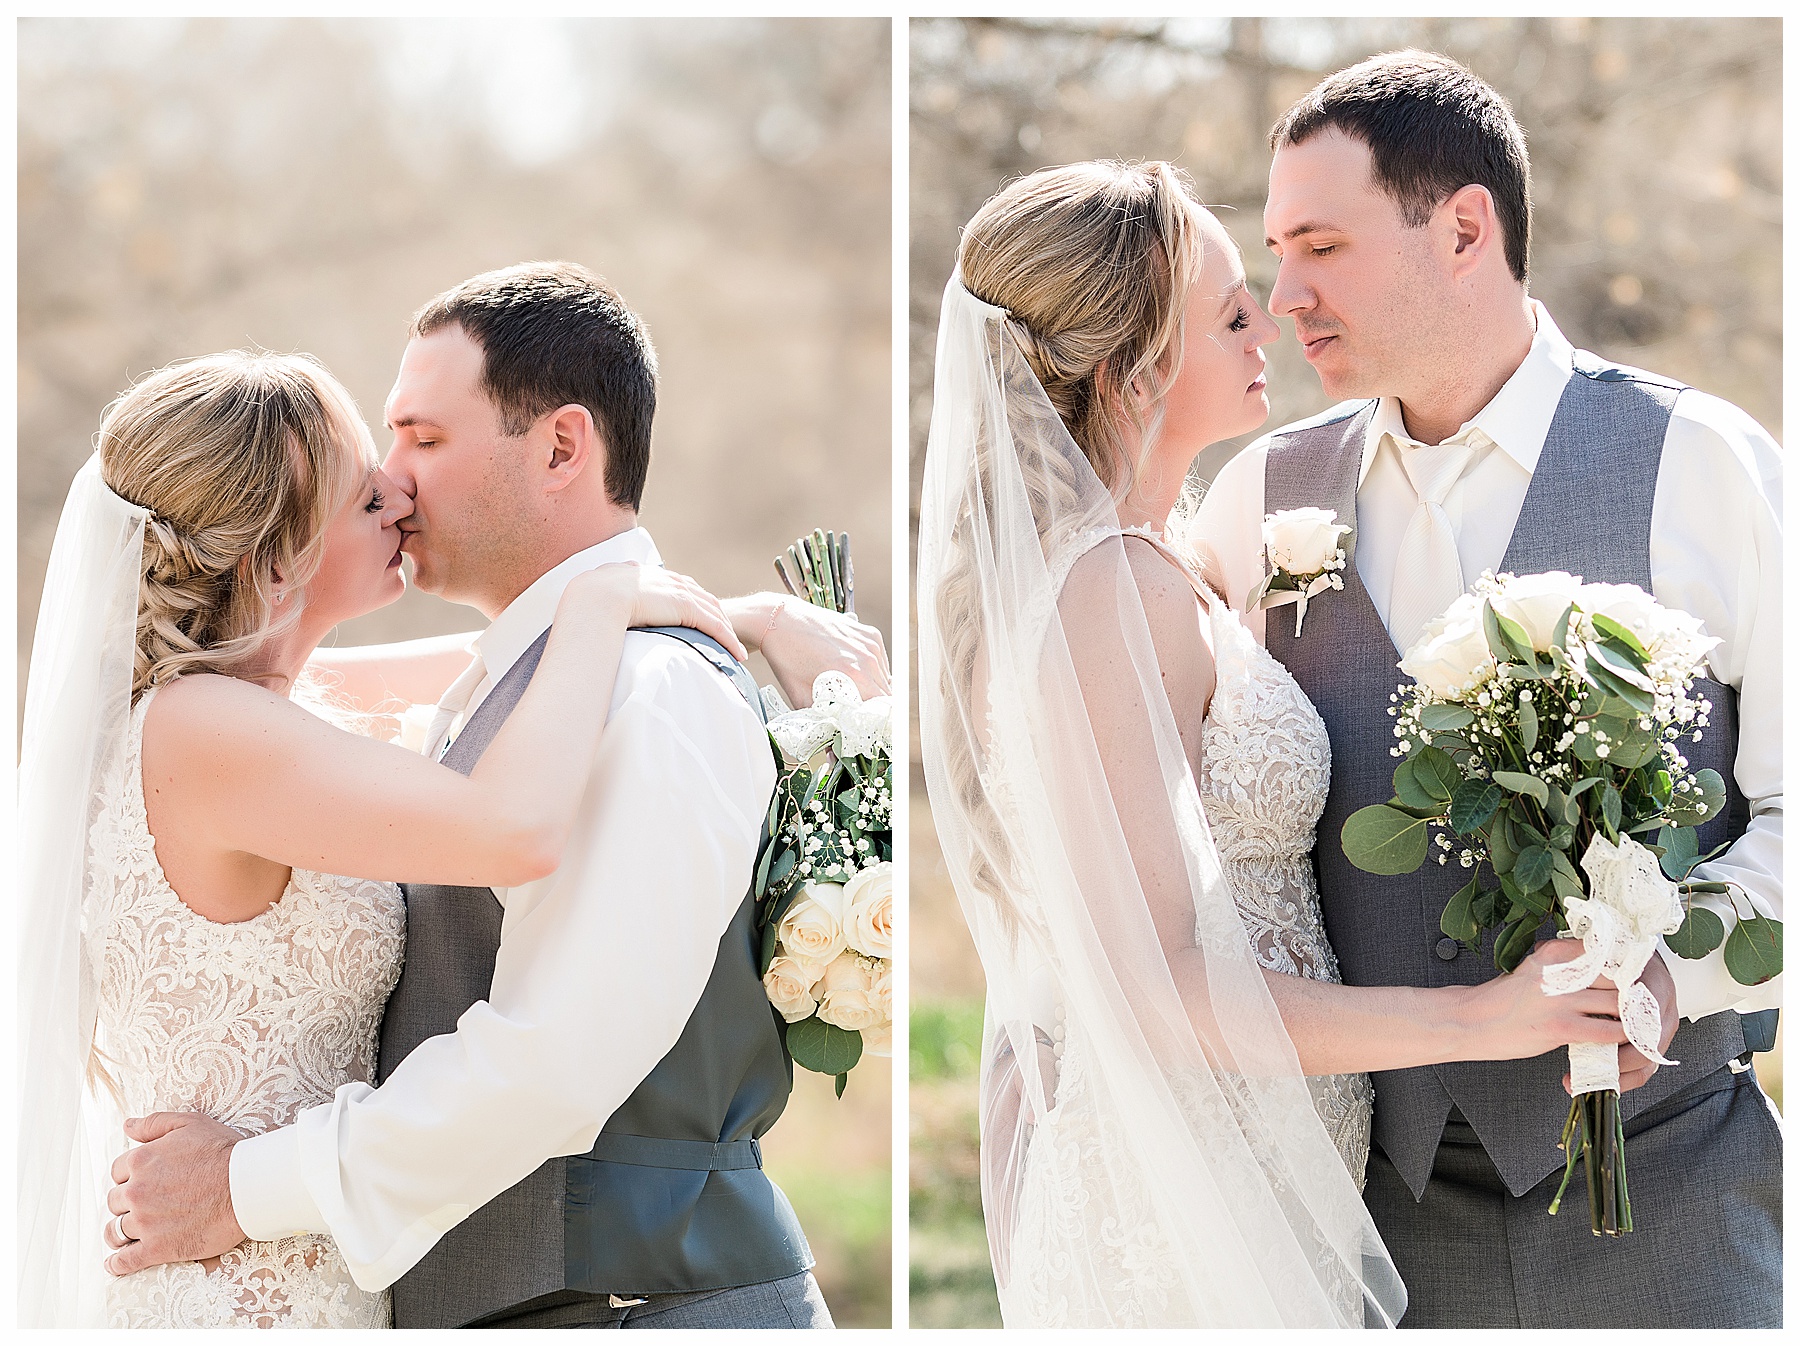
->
[[304, 428, 413, 630], [1157, 211, 1280, 455]]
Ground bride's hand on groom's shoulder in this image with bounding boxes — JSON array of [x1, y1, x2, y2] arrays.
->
[[568, 563, 747, 660], [102, 1112, 246, 1277], [747, 594, 889, 708]]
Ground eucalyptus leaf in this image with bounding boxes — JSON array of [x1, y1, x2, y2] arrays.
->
[[1548, 849, 1585, 901], [1514, 845, 1554, 894], [1342, 805, 1433, 875], [1669, 769, 1728, 829], [1601, 783, 1623, 836], [1483, 600, 1536, 665], [1567, 776, 1604, 800], [1440, 872, 1482, 944], [1550, 603, 1574, 654], [1421, 703, 1476, 732], [1413, 747, 1460, 804], [1547, 824, 1575, 852], [1449, 779, 1504, 835], [1393, 760, 1444, 813], [1665, 905, 1725, 960], [1495, 916, 1538, 973], [1487, 813, 1517, 875], [1518, 696, 1539, 755], [1590, 611, 1650, 660], [1656, 826, 1701, 882], [1491, 770, 1550, 807], [785, 1016, 865, 1075], [1723, 917, 1783, 987]]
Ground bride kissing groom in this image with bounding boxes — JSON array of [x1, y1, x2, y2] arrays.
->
[[24, 261, 883, 1327], [918, 50, 1778, 1329]]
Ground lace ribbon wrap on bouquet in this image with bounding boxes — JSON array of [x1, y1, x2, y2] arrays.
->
[[1542, 834, 1684, 1092]]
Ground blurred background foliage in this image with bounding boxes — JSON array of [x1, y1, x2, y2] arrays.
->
[[19, 17, 892, 1326], [908, 17, 1780, 1328]]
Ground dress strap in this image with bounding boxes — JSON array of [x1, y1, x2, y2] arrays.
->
[[1117, 526, 1220, 613]]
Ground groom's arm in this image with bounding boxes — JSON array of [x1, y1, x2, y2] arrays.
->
[[1649, 391, 1783, 1023], [228, 645, 774, 1291]]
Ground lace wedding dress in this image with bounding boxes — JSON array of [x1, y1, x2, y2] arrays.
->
[[91, 688, 404, 1328], [1004, 530, 1374, 1325]]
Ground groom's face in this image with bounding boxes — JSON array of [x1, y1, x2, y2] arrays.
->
[[1264, 129, 1444, 402], [382, 325, 538, 616]]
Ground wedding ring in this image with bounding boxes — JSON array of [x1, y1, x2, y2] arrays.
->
[[110, 1214, 133, 1245]]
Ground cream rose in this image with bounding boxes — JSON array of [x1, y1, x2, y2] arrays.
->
[[1489, 570, 1584, 652], [763, 956, 822, 1023], [842, 862, 893, 958], [860, 1019, 893, 1058], [815, 951, 883, 1033], [1398, 591, 1493, 698], [1263, 507, 1351, 575], [776, 882, 847, 966]]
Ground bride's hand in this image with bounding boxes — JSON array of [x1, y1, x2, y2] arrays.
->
[[561, 564, 747, 661], [1458, 939, 1629, 1064]]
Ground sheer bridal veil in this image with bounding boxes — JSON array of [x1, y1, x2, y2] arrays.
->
[[916, 276, 1405, 1327], [19, 455, 147, 1326]]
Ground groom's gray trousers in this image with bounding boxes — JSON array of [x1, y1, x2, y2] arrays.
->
[[1363, 1068, 1782, 1328], [1263, 359, 1782, 1330]]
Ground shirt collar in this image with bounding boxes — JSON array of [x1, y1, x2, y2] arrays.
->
[[1360, 299, 1575, 484], [476, 527, 662, 683]]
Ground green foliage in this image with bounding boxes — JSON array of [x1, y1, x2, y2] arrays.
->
[[1666, 904, 1725, 959], [1341, 804, 1433, 875], [1724, 917, 1782, 986], [1440, 872, 1483, 945], [787, 1016, 864, 1076]]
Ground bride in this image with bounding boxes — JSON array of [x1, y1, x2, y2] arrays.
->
[[18, 351, 765, 1327], [915, 161, 1629, 1327]]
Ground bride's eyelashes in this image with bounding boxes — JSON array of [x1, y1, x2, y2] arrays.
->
[[365, 487, 387, 515], [1229, 307, 1251, 333]]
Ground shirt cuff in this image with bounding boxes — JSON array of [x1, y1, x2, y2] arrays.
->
[[228, 1124, 327, 1241]]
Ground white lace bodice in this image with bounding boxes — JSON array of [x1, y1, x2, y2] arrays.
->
[[92, 689, 403, 1329], [1193, 579, 1374, 1188]]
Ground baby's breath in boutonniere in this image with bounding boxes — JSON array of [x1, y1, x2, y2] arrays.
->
[[1245, 507, 1351, 638]]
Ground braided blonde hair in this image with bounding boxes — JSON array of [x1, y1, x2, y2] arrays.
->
[[935, 161, 1210, 936], [98, 351, 372, 701]]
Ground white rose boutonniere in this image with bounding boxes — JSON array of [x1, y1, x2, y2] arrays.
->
[[1246, 507, 1352, 638]]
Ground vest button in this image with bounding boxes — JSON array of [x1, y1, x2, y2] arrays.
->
[[1435, 937, 1460, 961]]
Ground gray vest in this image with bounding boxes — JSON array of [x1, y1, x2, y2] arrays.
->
[[376, 626, 810, 1328], [1264, 351, 1750, 1200]]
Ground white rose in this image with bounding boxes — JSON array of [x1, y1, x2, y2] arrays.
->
[[763, 955, 821, 1023], [1489, 571, 1584, 652], [776, 882, 847, 965], [1579, 582, 1718, 679], [842, 862, 893, 958], [1398, 591, 1493, 697], [815, 951, 883, 1033], [869, 959, 892, 1024], [1263, 507, 1351, 575]]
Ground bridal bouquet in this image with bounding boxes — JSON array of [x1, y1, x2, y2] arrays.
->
[[755, 531, 893, 1096], [1342, 570, 1782, 1235]]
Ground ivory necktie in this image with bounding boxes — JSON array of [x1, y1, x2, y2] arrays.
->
[[1386, 433, 1481, 655], [422, 652, 488, 762]]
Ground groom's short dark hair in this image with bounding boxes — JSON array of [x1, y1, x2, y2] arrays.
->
[[1271, 50, 1531, 283], [412, 262, 658, 510]]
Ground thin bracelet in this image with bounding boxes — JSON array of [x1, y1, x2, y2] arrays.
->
[[757, 595, 789, 651]]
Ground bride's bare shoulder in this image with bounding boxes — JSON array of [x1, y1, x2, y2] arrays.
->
[[1057, 535, 1214, 676], [141, 674, 302, 759]]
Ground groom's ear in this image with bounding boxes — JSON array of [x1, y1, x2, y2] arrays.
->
[[1440, 184, 1504, 282], [541, 403, 601, 495]]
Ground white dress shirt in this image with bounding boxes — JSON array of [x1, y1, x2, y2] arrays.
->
[[228, 528, 777, 1290], [1193, 301, 1782, 1023]]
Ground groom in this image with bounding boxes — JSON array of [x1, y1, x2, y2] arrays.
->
[[1197, 52, 1782, 1328], [100, 262, 875, 1327]]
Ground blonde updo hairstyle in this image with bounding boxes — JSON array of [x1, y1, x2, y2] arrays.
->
[[957, 159, 1208, 500], [99, 351, 373, 701], [937, 162, 1211, 941]]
